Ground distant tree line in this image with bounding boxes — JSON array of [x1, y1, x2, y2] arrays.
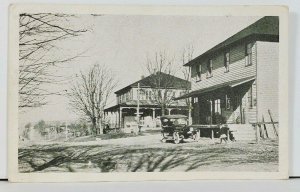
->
[[21, 120, 93, 139]]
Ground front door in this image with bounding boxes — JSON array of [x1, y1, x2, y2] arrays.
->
[[236, 94, 245, 124], [198, 98, 211, 124], [212, 99, 222, 124]]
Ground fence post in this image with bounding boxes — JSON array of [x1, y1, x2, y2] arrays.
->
[[268, 109, 278, 137], [262, 115, 269, 138]]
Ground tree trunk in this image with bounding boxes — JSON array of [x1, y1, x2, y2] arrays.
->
[[161, 104, 165, 116], [91, 118, 97, 135], [99, 121, 103, 135]]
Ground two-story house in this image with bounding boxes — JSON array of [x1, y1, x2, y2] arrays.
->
[[176, 16, 279, 140], [104, 72, 191, 129]]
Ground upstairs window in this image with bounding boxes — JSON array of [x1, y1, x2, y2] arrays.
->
[[193, 97, 198, 103], [145, 90, 149, 100], [206, 59, 213, 78], [180, 91, 186, 97], [118, 96, 121, 104], [149, 90, 153, 100], [224, 52, 230, 72], [196, 64, 202, 81], [245, 43, 253, 66]]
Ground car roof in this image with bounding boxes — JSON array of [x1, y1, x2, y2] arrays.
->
[[160, 115, 188, 119]]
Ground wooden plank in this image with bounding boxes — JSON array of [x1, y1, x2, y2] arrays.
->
[[258, 124, 263, 138], [268, 109, 278, 137], [262, 115, 269, 138], [254, 122, 279, 125]]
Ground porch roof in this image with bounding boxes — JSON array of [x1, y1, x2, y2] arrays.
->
[[174, 76, 255, 100], [104, 100, 188, 112]]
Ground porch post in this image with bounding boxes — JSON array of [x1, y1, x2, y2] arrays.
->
[[117, 110, 120, 128], [115, 111, 117, 128], [167, 108, 172, 115], [210, 99, 213, 125], [119, 107, 123, 128], [152, 108, 156, 119]]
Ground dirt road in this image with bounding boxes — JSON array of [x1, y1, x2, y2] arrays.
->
[[18, 133, 278, 173]]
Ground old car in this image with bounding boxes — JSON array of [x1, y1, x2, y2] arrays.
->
[[160, 115, 200, 144]]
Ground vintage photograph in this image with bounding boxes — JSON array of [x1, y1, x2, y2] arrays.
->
[[8, 5, 289, 181]]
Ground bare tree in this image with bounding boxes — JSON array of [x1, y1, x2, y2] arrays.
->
[[19, 13, 88, 108], [181, 45, 194, 124], [68, 64, 118, 135], [145, 51, 177, 116]]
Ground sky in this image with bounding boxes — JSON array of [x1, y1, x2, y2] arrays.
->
[[19, 14, 262, 127]]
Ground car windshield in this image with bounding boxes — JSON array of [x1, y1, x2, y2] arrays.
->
[[161, 117, 187, 126], [172, 118, 187, 125]]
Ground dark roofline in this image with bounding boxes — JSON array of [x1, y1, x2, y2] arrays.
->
[[184, 16, 279, 67], [114, 72, 191, 94], [174, 76, 255, 100], [114, 77, 149, 95]]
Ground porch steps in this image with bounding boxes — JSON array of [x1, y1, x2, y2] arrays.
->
[[229, 124, 256, 141], [245, 107, 257, 124]]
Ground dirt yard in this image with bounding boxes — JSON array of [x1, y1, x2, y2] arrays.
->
[[18, 133, 278, 173]]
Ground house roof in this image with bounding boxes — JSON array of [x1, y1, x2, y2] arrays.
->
[[174, 76, 255, 100], [184, 16, 279, 66], [115, 72, 191, 94]]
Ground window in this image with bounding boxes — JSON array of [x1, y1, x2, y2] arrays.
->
[[145, 90, 149, 100], [224, 52, 230, 72], [207, 59, 213, 78], [149, 90, 153, 100], [214, 99, 221, 114], [138, 89, 145, 100], [193, 97, 198, 103], [130, 89, 133, 100], [245, 43, 253, 66], [225, 94, 231, 110], [196, 64, 202, 81]]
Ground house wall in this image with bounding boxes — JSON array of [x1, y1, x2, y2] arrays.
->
[[191, 40, 258, 125], [191, 41, 257, 91], [117, 89, 133, 104], [131, 87, 186, 101], [256, 41, 279, 137]]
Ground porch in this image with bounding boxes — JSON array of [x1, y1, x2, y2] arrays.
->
[[104, 104, 188, 130], [176, 76, 257, 141]]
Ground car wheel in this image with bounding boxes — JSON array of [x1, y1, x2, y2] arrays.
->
[[173, 132, 180, 144], [161, 133, 167, 143]]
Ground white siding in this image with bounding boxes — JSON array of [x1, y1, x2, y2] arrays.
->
[[256, 41, 279, 137]]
